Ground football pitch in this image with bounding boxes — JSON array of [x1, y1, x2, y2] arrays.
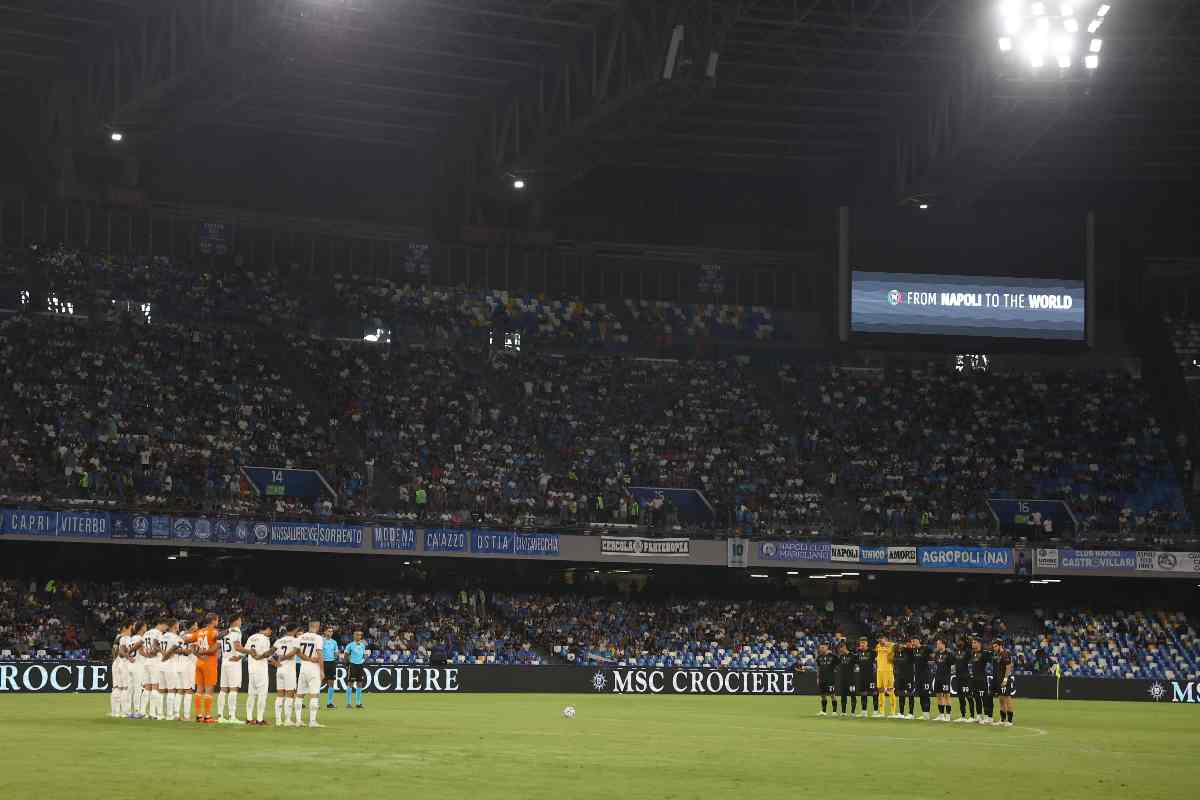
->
[[1, 695, 1196, 799]]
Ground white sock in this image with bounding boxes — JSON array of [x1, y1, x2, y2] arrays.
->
[[141, 689, 152, 716], [275, 697, 284, 724], [154, 690, 164, 718], [257, 692, 267, 722], [308, 698, 319, 725], [292, 697, 302, 725], [216, 690, 227, 719], [227, 692, 238, 719], [181, 693, 191, 719], [284, 697, 294, 723], [170, 693, 179, 719]]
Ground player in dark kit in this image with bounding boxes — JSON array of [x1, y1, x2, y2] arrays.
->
[[933, 638, 955, 721], [953, 637, 976, 723], [912, 637, 934, 721], [992, 639, 1016, 727], [835, 642, 856, 716], [854, 637, 878, 718], [816, 643, 839, 716], [970, 638, 994, 724], [893, 638, 916, 719]]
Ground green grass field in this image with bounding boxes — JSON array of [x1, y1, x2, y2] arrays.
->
[[1, 695, 1196, 799]]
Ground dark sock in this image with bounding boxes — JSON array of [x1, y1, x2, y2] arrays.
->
[[851, 696, 857, 713], [1008, 712, 1014, 724], [872, 695, 879, 711], [821, 697, 827, 712]]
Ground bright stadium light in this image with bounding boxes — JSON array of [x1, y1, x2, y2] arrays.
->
[[110, 131, 124, 142], [997, 1, 1114, 73], [512, 178, 526, 190], [1090, 37, 1103, 52]]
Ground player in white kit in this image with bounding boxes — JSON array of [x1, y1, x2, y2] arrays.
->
[[142, 621, 167, 720], [296, 620, 326, 728], [111, 622, 132, 718], [217, 615, 251, 724], [177, 620, 198, 720], [127, 622, 147, 719], [270, 624, 300, 726], [244, 625, 274, 725], [159, 621, 183, 720]]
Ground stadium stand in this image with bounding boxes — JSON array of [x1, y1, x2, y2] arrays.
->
[[4, 577, 1197, 681]]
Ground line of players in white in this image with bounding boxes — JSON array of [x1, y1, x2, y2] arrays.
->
[[108, 614, 329, 728]]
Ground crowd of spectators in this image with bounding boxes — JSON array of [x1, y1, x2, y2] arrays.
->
[[779, 364, 1190, 541], [4, 577, 1197, 681], [0, 246, 1193, 541]]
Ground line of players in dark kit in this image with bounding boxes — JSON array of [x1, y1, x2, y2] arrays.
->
[[812, 635, 1017, 727]]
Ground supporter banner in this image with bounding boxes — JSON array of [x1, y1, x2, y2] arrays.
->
[[374, 526, 418, 551], [1136, 551, 1200, 574], [172, 517, 193, 541], [758, 541, 831, 562], [472, 530, 516, 555], [3, 509, 58, 537], [601, 537, 691, 557], [917, 546, 1013, 571], [110, 512, 131, 539], [57, 511, 110, 539], [887, 546, 917, 565], [424, 528, 468, 553], [1038, 549, 1137, 572], [728, 539, 749, 568], [859, 546, 887, 565], [193, 517, 213, 543], [513, 532, 560, 557], [131, 514, 151, 539], [831, 544, 860, 562], [2, 509, 108, 538], [150, 515, 171, 540], [270, 522, 364, 549]]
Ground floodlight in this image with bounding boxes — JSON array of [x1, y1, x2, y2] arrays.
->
[[919, 203, 929, 209], [1088, 18, 1101, 33], [1085, 53, 1099, 68], [1035, 15, 1050, 32], [513, 178, 526, 189], [1004, 15, 1023, 34], [110, 131, 124, 142], [1098, 3, 1110, 16], [1089, 37, 1102, 52], [998, 36, 1014, 51], [1057, 53, 1071, 68], [1063, 18, 1078, 31]]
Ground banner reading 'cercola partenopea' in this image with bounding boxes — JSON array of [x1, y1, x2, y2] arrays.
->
[[600, 536, 691, 557]]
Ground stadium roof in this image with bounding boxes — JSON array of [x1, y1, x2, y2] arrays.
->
[[1, 0, 1197, 219]]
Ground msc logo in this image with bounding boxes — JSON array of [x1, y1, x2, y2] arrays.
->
[[591, 671, 608, 692], [1149, 682, 1167, 701], [887, 289, 904, 306], [1167, 681, 1200, 703], [1158, 552, 1179, 570]]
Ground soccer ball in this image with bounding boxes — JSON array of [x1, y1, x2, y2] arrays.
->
[[562, 705, 576, 718]]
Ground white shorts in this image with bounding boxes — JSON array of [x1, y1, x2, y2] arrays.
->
[[177, 664, 195, 691], [131, 661, 148, 686], [296, 669, 322, 696], [276, 663, 297, 692], [220, 661, 243, 689], [161, 663, 181, 691], [248, 671, 269, 695], [112, 659, 127, 686]]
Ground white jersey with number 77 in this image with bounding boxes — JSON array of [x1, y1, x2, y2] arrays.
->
[[296, 633, 324, 674]]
